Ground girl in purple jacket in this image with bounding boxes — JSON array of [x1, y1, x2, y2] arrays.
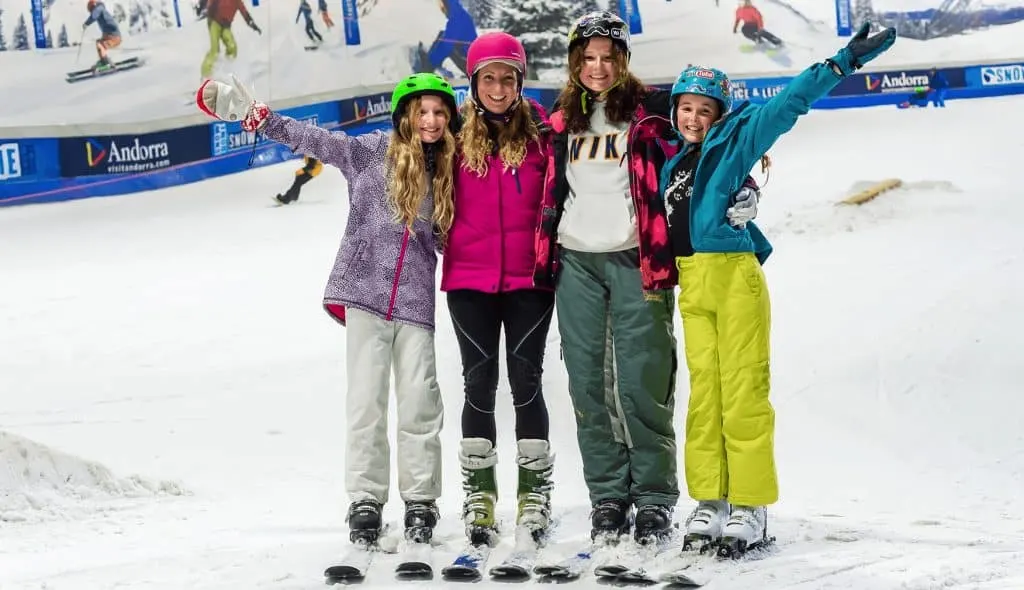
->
[[196, 73, 459, 550], [441, 32, 558, 547]]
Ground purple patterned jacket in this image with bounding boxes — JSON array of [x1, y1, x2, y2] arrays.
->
[[262, 113, 440, 331]]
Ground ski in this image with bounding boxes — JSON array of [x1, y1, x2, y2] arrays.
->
[[395, 541, 432, 579], [594, 534, 681, 584], [533, 545, 595, 580], [489, 528, 541, 580], [66, 58, 144, 83], [324, 540, 378, 582], [441, 542, 492, 581], [304, 45, 321, 51]]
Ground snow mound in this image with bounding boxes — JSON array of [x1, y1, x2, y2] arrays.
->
[[0, 430, 186, 523], [762, 179, 963, 238]]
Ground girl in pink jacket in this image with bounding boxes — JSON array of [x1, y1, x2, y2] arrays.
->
[[441, 32, 558, 548]]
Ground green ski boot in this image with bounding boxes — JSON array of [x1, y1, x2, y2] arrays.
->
[[516, 439, 554, 543], [459, 437, 499, 546]]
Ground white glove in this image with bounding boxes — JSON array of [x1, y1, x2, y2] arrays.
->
[[726, 186, 759, 227], [195, 74, 269, 132]]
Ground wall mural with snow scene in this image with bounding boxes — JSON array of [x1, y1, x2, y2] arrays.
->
[[0, 0, 1023, 127]]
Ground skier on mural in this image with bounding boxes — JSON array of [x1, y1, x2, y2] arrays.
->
[[196, 0, 262, 81], [82, 0, 121, 71], [412, 0, 477, 77], [297, 0, 323, 45], [733, 0, 783, 48], [274, 156, 322, 205]]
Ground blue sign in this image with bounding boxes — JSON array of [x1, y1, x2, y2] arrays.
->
[[30, 0, 47, 48], [341, 0, 361, 46], [618, 0, 643, 35], [830, 68, 965, 97], [59, 126, 211, 177], [730, 76, 793, 105], [0, 139, 60, 184], [210, 103, 337, 156], [835, 0, 853, 36], [966, 63, 1024, 87]]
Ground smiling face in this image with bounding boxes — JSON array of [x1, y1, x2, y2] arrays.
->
[[414, 95, 450, 143], [674, 93, 721, 144], [474, 61, 519, 114], [579, 37, 617, 94]]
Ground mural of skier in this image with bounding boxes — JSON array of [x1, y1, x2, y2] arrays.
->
[[82, 0, 121, 70], [297, 0, 323, 46], [196, 0, 262, 82], [411, 0, 477, 77], [733, 0, 783, 48]]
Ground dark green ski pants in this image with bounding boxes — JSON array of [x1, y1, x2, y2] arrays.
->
[[556, 248, 679, 507]]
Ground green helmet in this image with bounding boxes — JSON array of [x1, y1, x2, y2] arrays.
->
[[390, 73, 460, 134]]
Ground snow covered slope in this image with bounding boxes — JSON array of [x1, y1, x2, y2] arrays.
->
[[1, 95, 1023, 589]]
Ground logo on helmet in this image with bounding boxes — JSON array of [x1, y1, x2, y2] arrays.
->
[[695, 69, 715, 79]]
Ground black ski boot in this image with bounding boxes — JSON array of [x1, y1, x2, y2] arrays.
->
[[634, 504, 673, 545], [404, 500, 439, 544], [590, 499, 632, 543], [274, 186, 300, 205], [347, 499, 383, 544]]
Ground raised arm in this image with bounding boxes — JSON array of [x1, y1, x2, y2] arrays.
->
[[260, 113, 389, 180], [736, 22, 896, 163], [195, 75, 388, 180]]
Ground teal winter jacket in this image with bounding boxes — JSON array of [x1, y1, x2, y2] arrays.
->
[[660, 60, 844, 264]]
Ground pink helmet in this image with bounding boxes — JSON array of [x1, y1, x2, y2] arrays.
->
[[466, 32, 527, 79]]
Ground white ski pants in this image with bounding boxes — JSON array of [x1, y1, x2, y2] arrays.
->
[[345, 308, 444, 505]]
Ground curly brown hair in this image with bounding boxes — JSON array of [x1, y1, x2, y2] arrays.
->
[[457, 98, 540, 176], [555, 39, 647, 134], [385, 96, 457, 244]]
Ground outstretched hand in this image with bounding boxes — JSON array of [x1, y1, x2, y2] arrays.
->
[[829, 22, 897, 76], [196, 74, 270, 132]]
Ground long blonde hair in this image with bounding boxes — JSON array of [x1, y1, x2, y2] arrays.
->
[[457, 98, 539, 176], [386, 96, 457, 244]]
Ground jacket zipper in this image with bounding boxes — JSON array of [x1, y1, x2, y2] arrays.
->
[[513, 167, 522, 194], [386, 229, 410, 321]]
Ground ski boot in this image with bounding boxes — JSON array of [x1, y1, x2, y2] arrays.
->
[[515, 439, 554, 544], [590, 498, 632, 544], [347, 499, 383, 545], [404, 500, 439, 544], [274, 186, 300, 205], [683, 499, 729, 552], [717, 505, 772, 558], [459, 438, 499, 547], [634, 504, 673, 546], [92, 56, 114, 73]]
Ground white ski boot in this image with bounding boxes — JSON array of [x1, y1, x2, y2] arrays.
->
[[515, 439, 554, 543], [717, 505, 771, 558], [682, 499, 730, 552]]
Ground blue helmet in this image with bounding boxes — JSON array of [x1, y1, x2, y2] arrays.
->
[[669, 66, 733, 131]]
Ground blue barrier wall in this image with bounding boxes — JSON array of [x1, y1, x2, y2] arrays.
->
[[2, 61, 1023, 208]]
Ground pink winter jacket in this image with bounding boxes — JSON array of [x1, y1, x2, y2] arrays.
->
[[442, 100, 556, 293]]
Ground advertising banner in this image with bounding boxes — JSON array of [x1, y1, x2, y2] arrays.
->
[[835, 0, 853, 37], [830, 67, 966, 97], [618, 0, 644, 35], [58, 126, 211, 178], [341, 0, 362, 46], [337, 92, 392, 129], [966, 63, 1024, 87]]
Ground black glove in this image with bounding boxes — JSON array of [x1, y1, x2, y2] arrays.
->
[[827, 22, 896, 76]]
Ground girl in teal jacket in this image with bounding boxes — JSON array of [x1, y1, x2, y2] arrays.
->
[[660, 23, 896, 555]]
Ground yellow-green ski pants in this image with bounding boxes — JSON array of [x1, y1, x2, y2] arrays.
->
[[676, 252, 778, 506], [201, 20, 238, 79]]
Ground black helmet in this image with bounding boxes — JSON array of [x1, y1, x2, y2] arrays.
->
[[568, 11, 631, 58]]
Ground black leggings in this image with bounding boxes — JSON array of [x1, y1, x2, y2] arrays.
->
[[447, 289, 554, 444]]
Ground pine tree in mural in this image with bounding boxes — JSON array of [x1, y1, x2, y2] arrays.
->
[[58, 23, 69, 47], [0, 9, 7, 52], [45, 28, 53, 48], [496, 0, 577, 80], [13, 14, 30, 50], [852, 0, 874, 30]]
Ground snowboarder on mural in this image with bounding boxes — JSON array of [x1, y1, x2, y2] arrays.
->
[[196, 0, 262, 81], [274, 156, 322, 205], [412, 0, 477, 77], [733, 0, 783, 48], [83, 0, 121, 71]]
